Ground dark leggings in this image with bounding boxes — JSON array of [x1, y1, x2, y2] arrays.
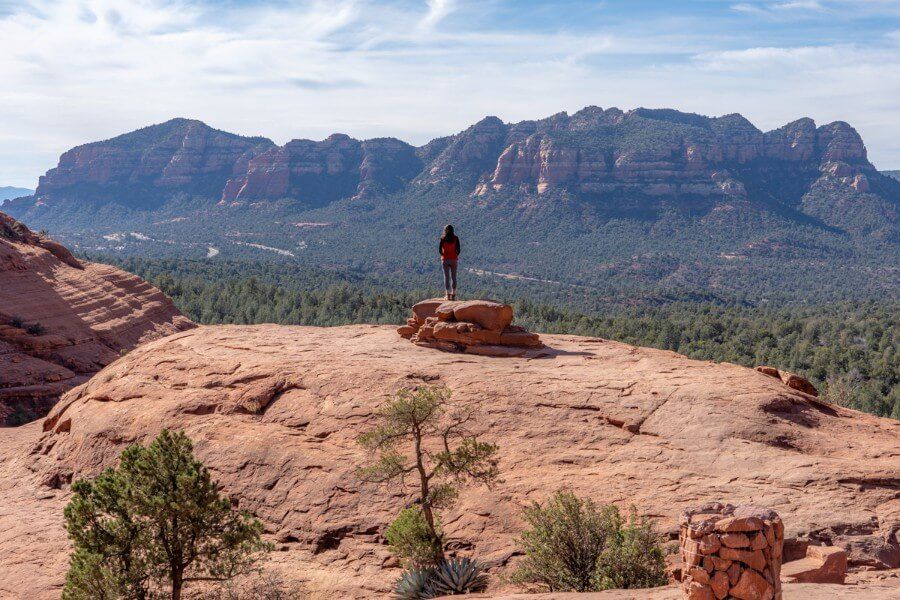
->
[[442, 260, 458, 292]]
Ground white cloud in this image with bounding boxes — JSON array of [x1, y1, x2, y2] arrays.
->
[[419, 0, 456, 30], [731, 0, 828, 17], [0, 0, 899, 187]]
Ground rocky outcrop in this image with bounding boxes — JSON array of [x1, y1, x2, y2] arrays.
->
[[398, 299, 543, 356], [1, 325, 897, 598], [755, 366, 818, 397], [422, 116, 510, 184], [221, 135, 422, 205], [0, 212, 194, 425], [782, 545, 848, 585]]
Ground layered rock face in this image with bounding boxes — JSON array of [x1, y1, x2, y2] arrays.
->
[[9, 106, 888, 217], [221, 135, 422, 205], [1, 325, 898, 598], [474, 108, 874, 199], [30, 119, 275, 202], [398, 298, 543, 356], [0, 212, 194, 425]]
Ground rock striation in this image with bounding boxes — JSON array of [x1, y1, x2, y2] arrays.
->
[[0, 324, 897, 598], [221, 135, 422, 205], [398, 298, 543, 357], [469, 110, 879, 204], [26, 119, 275, 205], [0, 211, 194, 425]]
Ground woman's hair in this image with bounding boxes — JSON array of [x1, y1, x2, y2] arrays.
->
[[441, 224, 455, 241]]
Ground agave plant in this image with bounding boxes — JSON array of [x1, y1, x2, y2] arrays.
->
[[393, 566, 437, 600], [426, 557, 488, 595]]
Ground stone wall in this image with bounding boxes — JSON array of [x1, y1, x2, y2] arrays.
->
[[681, 503, 784, 600]]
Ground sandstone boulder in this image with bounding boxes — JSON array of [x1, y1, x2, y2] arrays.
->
[[400, 299, 542, 356], [782, 545, 848, 585], [435, 300, 514, 332], [755, 366, 819, 397]]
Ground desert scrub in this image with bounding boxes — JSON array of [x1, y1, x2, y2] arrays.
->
[[511, 490, 667, 592], [386, 508, 444, 568]]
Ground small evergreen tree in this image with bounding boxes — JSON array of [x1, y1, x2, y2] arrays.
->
[[63, 429, 272, 600], [358, 386, 499, 564]]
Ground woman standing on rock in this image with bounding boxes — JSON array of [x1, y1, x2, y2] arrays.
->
[[439, 225, 461, 300]]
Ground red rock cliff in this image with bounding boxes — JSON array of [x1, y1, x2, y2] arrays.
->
[[0, 212, 195, 425]]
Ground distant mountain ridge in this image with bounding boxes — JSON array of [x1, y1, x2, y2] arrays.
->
[[0, 186, 33, 205], [6, 107, 899, 300]]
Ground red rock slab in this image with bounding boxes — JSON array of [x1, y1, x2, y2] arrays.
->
[[782, 545, 848, 584], [0, 325, 898, 598]]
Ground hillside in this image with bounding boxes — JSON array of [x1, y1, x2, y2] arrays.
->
[[0, 186, 32, 205], [6, 107, 899, 300], [2, 324, 897, 598], [0, 212, 194, 424]]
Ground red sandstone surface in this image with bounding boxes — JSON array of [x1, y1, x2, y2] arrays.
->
[[0, 324, 897, 598], [0, 212, 194, 424]]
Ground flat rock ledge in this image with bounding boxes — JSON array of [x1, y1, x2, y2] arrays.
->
[[398, 298, 545, 357]]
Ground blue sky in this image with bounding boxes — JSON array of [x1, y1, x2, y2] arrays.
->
[[1, 0, 899, 188]]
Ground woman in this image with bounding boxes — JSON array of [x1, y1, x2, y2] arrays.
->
[[439, 225, 461, 300]]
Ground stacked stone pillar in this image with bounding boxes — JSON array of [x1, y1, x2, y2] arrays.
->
[[680, 503, 784, 600]]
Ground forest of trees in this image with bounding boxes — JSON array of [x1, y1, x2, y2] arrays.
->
[[101, 256, 899, 420]]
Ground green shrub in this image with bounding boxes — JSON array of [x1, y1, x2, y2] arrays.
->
[[594, 509, 669, 590], [358, 386, 499, 565], [26, 322, 45, 335], [512, 490, 667, 592], [9, 315, 24, 329], [385, 508, 443, 568]]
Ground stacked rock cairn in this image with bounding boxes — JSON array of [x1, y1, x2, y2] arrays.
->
[[397, 298, 543, 356], [680, 503, 784, 600]]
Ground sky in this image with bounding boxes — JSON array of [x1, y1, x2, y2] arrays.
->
[[1, 0, 899, 188]]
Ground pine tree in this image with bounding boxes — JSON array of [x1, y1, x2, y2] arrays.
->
[[357, 386, 500, 562], [63, 430, 272, 600]]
